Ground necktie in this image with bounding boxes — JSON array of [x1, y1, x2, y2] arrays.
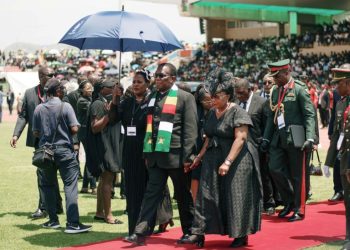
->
[[266, 94, 270, 99], [241, 101, 247, 110]]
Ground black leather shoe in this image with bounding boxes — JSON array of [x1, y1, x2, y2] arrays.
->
[[181, 234, 205, 247], [278, 204, 293, 218], [288, 212, 304, 222], [153, 219, 174, 234], [31, 208, 48, 220], [177, 234, 190, 244], [230, 236, 248, 248], [124, 233, 145, 246], [328, 192, 344, 202]]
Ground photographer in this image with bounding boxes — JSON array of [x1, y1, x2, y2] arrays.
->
[[32, 78, 91, 233]]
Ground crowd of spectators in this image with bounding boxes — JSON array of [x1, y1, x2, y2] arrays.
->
[[178, 38, 350, 87]]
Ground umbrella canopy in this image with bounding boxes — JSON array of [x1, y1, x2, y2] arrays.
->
[[59, 11, 182, 52]]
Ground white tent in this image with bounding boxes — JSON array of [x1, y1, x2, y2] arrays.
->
[[2, 72, 39, 107]]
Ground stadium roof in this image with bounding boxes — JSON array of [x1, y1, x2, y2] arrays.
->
[[188, 0, 348, 23]]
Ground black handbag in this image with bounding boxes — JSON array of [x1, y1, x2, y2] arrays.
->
[[32, 103, 63, 169], [310, 149, 323, 176]]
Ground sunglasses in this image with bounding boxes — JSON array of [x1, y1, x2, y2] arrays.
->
[[264, 80, 273, 85], [154, 73, 171, 79], [44, 73, 55, 78]]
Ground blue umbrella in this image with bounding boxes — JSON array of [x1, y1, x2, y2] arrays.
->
[[59, 10, 182, 52]]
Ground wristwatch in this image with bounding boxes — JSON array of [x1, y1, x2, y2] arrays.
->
[[224, 158, 233, 166]]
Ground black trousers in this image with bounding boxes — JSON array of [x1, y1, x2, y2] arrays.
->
[[269, 145, 306, 213], [260, 152, 282, 209], [334, 158, 343, 193], [135, 165, 194, 236], [37, 167, 62, 211]]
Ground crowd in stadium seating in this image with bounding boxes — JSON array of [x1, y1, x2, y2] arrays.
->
[[178, 37, 350, 87]]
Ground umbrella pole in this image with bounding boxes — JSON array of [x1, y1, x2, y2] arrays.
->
[[118, 50, 122, 85]]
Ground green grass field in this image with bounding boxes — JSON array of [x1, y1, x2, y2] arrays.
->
[[0, 121, 345, 250]]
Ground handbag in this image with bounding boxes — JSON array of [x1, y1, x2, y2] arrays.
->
[[32, 103, 63, 169], [310, 149, 323, 176]]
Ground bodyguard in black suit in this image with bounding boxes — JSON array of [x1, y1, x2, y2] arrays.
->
[[128, 63, 197, 246], [10, 66, 62, 219], [234, 78, 281, 215]]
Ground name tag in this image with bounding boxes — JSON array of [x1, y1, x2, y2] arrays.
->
[[337, 132, 344, 150], [127, 126, 136, 136], [277, 113, 285, 129]]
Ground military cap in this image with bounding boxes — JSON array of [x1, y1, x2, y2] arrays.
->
[[300, 73, 309, 80], [331, 64, 350, 83], [101, 80, 115, 88], [267, 59, 290, 77]]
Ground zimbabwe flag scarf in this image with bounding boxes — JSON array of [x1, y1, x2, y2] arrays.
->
[[143, 84, 178, 152]]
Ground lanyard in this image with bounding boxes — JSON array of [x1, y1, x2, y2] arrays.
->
[[131, 98, 142, 126], [37, 86, 45, 103], [343, 97, 350, 129]]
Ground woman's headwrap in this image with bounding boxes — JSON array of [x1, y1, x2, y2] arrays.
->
[[204, 67, 234, 96]]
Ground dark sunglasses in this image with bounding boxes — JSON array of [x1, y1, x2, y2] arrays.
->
[[44, 73, 55, 78], [264, 80, 273, 85], [154, 73, 171, 79]]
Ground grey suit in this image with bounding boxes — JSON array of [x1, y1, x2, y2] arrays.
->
[[135, 88, 197, 236], [13, 85, 62, 211]]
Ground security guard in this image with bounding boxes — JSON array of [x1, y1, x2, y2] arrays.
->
[[261, 59, 315, 222], [330, 64, 350, 249]]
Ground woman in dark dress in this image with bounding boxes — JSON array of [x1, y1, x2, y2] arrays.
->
[[76, 80, 96, 194], [86, 80, 123, 224], [109, 69, 173, 239], [190, 84, 212, 203], [183, 68, 262, 248]]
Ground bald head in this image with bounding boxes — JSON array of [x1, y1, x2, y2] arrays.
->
[[38, 66, 55, 87]]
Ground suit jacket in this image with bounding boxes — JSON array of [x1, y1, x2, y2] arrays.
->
[[145, 88, 198, 169], [13, 85, 42, 147], [263, 79, 316, 148], [236, 94, 269, 148]]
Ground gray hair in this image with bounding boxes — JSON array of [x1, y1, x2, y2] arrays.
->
[[234, 78, 250, 90]]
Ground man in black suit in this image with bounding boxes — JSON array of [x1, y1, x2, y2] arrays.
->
[[10, 66, 62, 219], [127, 63, 197, 245], [234, 78, 281, 215]]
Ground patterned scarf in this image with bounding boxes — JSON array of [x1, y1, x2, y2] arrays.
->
[[143, 84, 178, 152]]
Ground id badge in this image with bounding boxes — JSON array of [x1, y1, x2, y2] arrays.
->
[[127, 126, 137, 136], [277, 112, 285, 129], [337, 132, 344, 150]]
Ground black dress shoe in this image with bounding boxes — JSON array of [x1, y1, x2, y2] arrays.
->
[[153, 219, 174, 234], [230, 236, 248, 248], [328, 192, 344, 202], [31, 208, 48, 220], [278, 204, 293, 218], [288, 212, 304, 222], [124, 233, 145, 246], [177, 234, 190, 244], [180, 234, 205, 247]]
